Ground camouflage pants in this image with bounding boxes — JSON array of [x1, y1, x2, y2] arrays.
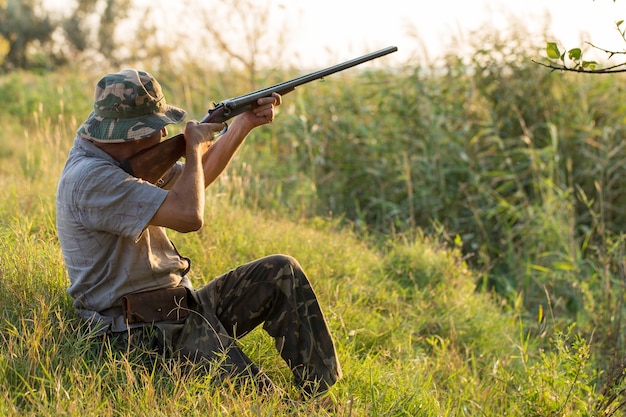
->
[[113, 254, 342, 394]]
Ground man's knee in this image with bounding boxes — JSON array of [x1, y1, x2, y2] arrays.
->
[[268, 254, 307, 279], [265, 254, 300, 270]]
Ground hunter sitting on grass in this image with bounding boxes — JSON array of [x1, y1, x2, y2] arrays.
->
[[55, 68, 342, 398]]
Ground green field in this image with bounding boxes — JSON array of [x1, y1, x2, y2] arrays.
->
[[2, 33, 626, 415]]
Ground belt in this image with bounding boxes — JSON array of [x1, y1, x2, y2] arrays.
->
[[98, 286, 195, 331], [99, 304, 123, 318]]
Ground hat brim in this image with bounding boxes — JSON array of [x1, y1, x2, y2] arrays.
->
[[77, 105, 186, 143]]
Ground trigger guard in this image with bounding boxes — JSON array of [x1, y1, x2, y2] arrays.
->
[[217, 123, 228, 137]]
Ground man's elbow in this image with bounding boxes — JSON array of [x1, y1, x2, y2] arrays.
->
[[189, 216, 204, 232], [149, 199, 204, 232], [178, 214, 203, 233]]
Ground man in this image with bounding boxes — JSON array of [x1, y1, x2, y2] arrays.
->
[[56, 69, 342, 397]]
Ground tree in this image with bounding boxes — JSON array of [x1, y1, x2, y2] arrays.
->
[[0, 0, 54, 70], [0, 0, 132, 70], [61, 0, 131, 66], [178, 0, 292, 88]]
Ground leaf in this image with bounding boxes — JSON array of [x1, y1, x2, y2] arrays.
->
[[582, 61, 598, 70], [568, 48, 582, 61], [551, 261, 576, 271], [538, 304, 544, 324], [530, 264, 550, 272], [546, 42, 561, 59]]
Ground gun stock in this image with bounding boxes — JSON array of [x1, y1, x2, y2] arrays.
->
[[119, 133, 186, 184], [121, 46, 398, 183]]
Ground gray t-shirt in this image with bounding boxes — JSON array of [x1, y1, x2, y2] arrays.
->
[[56, 137, 191, 331]]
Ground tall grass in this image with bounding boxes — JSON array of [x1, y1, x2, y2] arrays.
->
[[3, 30, 626, 414], [0, 122, 515, 416]]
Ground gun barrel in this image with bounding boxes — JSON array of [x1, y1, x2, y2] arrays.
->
[[205, 46, 398, 122]]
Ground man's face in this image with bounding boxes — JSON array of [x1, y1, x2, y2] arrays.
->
[[131, 128, 166, 153]]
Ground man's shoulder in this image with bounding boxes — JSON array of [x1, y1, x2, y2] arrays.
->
[[61, 144, 120, 184]]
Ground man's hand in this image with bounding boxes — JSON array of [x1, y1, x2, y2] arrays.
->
[[183, 120, 226, 152], [238, 92, 282, 129]]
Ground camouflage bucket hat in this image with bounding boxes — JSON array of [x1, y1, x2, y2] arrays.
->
[[77, 69, 186, 142]]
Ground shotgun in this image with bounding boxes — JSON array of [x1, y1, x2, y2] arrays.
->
[[119, 46, 398, 184]]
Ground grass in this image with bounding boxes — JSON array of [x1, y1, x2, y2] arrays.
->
[[0, 130, 519, 415], [0, 164, 594, 415], [2, 61, 626, 415]]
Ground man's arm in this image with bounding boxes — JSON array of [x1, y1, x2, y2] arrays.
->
[[148, 94, 280, 232], [201, 93, 281, 187], [149, 121, 222, 232]]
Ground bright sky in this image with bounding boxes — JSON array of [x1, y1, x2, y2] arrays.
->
[[277, 0, 626, 66], [49, 0, 626, 68]]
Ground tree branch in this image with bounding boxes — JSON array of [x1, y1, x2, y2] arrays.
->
[[532, 58, 626, 74]]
